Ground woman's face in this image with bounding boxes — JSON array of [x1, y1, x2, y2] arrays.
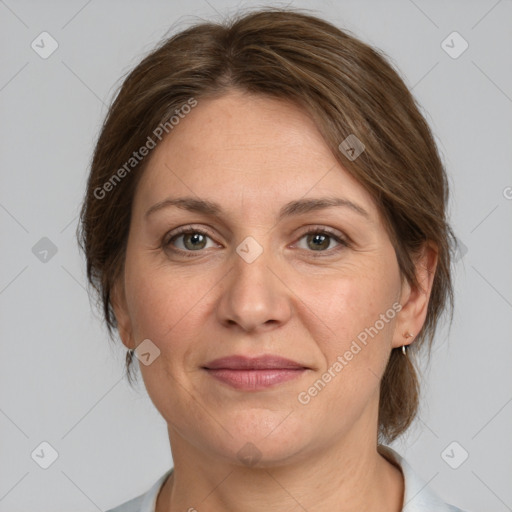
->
[[114, 90, 417, 465]]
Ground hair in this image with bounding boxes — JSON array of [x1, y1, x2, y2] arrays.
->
[[77, 7, 455, 443]]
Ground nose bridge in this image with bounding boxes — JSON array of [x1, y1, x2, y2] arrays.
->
[[216, 236, 291, 332]]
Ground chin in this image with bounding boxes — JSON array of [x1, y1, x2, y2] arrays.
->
[[206, 409, 316, 468]]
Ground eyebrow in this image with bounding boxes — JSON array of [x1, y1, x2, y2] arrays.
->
[[144, 196, 370, 221]]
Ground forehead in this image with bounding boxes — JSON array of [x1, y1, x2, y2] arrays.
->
[[133, 91, 378, 219]]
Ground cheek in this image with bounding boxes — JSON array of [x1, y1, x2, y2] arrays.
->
[[293, 274, 398, 419], [301, 266, 399, 348], [123, 261, 210, 414], [125, 244, 400, 361], [124, 254, 209, 343], [296, 260, 400, 407]]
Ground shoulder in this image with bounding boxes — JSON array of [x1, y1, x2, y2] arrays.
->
[[106, 468, 173, 512], [378, 445, 469, 512]]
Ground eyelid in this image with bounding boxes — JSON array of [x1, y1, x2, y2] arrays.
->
[[163, 224, 221, 252], [164, 224, 218, 243], [292, 225, 349, 246], [290, 229, 349, 258]]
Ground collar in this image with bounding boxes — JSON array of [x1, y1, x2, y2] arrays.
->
[[378, 445, 464, 511]]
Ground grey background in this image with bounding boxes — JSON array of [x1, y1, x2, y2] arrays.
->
[[1, 0, 511, 510]]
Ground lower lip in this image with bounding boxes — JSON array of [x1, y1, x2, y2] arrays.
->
[[205, 368, 306, 390]]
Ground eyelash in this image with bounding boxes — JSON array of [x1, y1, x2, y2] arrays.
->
[[163, 225, 349, 258]]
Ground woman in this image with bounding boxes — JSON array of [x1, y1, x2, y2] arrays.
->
[[78, 8, 467, 512]]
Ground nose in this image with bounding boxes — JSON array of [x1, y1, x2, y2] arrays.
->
[[215, 244, 293, 333]]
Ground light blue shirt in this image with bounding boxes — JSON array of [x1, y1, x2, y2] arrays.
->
[[106, 446, 467, 512]]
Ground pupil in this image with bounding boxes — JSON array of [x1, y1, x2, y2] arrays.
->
[[309, 234, 329, 250], [185, 233, 206, 250]]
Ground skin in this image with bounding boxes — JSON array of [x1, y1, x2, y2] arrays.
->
[[112, 89, 437, 511]]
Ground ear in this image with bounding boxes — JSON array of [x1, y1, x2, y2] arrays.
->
[[392, 242, 438, 349], [111, 276, 135, 351]]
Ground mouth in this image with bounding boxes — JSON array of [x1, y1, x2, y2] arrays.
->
[[202, 355, 309, 391]]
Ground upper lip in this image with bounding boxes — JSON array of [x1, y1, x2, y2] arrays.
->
[[203, 355, 308, 370]]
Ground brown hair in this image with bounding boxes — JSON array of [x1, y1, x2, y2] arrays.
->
[[77, 7, 455, 443]]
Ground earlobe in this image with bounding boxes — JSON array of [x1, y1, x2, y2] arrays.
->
[[392, 242, 438, 349], [111, 279, 134, 350]]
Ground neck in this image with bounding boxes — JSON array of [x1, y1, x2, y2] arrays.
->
[[156, 427, 403, 512]]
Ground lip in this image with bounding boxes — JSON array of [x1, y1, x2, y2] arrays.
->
[[204, 355, 307, 370], [203, 355, 309, 390]]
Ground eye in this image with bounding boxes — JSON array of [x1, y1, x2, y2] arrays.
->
[[164, 227, 218, 252], [295, 228, 347, 253], [163, 226, 348, 257]]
